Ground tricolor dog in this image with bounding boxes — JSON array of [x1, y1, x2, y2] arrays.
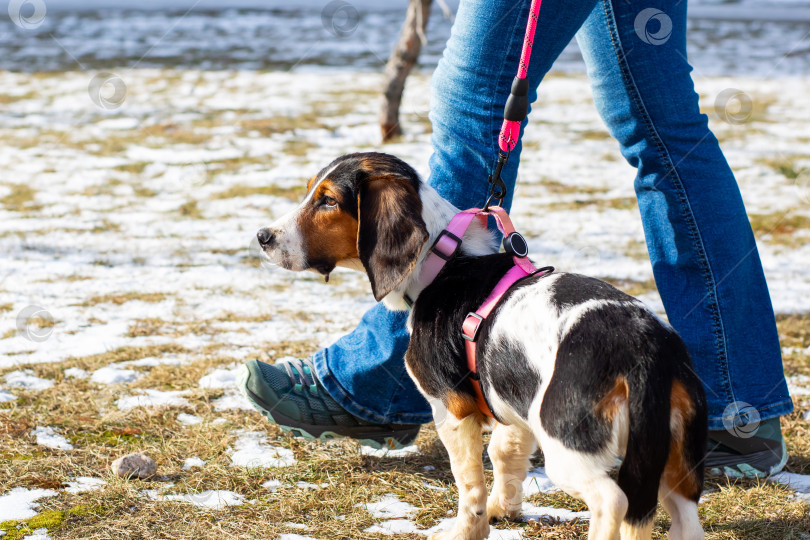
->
[[256, 152, 708, 540]]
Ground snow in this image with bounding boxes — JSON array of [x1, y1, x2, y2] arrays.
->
[[176, 413, 202, 425], [91, 365, 141, 385], [198, 366, 240, 389], [360, 444, 420, 458], [32, 426, 74, 450], [262, 479, 282, 491], [182, 457, 206, 470], [278, 535, 317, 540], [228, 431, 296, 468], [521, 503, 590, 522], [115, 389, 190, 411], [4, 370, 54, 391], [64, 477, 106, 494], [522, 467, 560, 496], [147, 489, 245, 510], [358, 494, 418, 519], [0, 487, 58, 521], [21, 528, 51, 540], [63, 367, 89, 379], [212, 391, 255, 411], [0, 389, 17, 402], [769, 472, 810, 493]]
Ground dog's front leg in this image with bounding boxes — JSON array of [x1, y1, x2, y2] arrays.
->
[[431, 407, 488, 540], [486, 422, 536, 522]]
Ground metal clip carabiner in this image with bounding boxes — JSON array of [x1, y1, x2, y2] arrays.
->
[[484, 150, 510, 210]]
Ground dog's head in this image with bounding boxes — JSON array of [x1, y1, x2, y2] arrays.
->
[[257, 153, 429, 301]]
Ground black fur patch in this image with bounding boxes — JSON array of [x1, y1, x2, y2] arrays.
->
[[549, 272, 631, 311]]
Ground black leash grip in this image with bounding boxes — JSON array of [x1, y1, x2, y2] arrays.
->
[[504, 76, 529, 122]]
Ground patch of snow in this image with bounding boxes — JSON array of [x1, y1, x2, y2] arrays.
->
[[182, 457, 206, 470], [0, 389, 17, 402], [152, 489, 245, 510], [91, 365, 141, 385], [115, 389, 190, 411], [32, 426, 74, 450], [64, 477, 106, 494], [4, 370, 54, 391], [284, 523, 309, 530], [121, 356, 186, 367], [360, 444, 420, 458], [262, 479, 282, 491], [521, 502, 590, 522], [803, 410, 810, 422], [358, 494, 418, 519], [63, 367, 88, 379], [177, 413, 202, 425], [229, 431, 296, 468], [21, 528, 51, 540], [769, 471, 810, 493], [199, 365, 240, 389], [212, 390, 255, 411], [0, 487, 58, 521], [295, 482, 327, 490], [522, 467, 559, 496], [278, 535, 317, 540], [422, 481, 446, 492], [364, 520, 421, 535]]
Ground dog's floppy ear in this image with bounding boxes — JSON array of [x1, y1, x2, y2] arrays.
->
[[357, 175, 428, 301]]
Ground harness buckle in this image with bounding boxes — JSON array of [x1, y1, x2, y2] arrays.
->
[[462, 312, 484, 342], [430, 229, 463, 261]]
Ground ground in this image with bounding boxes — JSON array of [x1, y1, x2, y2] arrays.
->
[[0, 69, 809, 539]]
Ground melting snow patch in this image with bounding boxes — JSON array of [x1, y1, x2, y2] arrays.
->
[[284, 523, 309, 530], [229, 431, 295, 468], [32, 426, 73, 450], [212, 390, 254, 411], [199, 366, 240, 389], [21, 528, 50, 540], [91, 365, 142, 385], [360, 444, 420, 458], [63, 367, 88, 379], [769, 472, 810, 493], [0, 389, 17, 402], [278, 535, 317, 540], [262, 479, 282, 491], [116, 389, 190, 411], [64, 477, 106, 494], [521, 502, 590, 522], [177, 413, 202, 425], [0, 487, 58, 521], [150, 490, 245, 510], [523, 467, 559, 496], [183, 457, 206, 470], [364, 520, 421, 535], [4, 370, 54, 391], [358, 494, 418, 519]]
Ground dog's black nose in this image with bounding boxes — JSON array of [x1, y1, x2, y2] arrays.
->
[[257, 228, 275, 247]]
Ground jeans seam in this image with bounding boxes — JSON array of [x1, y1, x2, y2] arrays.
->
[[600, 0, 734, 407]]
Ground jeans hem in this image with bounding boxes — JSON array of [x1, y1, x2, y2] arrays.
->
[[312, 348, 434, 425], [706, 398, 794, 432]]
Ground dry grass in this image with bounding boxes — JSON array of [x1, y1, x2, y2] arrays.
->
[[77, 292, 168, 307]]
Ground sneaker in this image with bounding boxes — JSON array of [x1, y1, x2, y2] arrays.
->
[[705, 417, 788, 479], [237, 358, 420, 450]]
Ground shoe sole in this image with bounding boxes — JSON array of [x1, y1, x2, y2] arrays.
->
[[706, 439, 789, 479], [236, 364, 418, 451]]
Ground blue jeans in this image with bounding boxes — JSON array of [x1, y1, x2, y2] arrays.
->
[[312, 0, 792, 431]]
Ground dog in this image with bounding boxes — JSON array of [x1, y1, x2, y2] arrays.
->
[[256, 152, 708, 540]]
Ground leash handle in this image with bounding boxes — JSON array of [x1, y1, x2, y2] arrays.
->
[[497, 0, 542, 154]]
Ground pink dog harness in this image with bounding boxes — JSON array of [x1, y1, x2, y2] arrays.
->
[[416, 207, 553, 419]]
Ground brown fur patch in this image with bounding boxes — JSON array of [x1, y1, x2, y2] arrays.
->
[[595, 376, 629, 420], [298, 178, 359, 268], [446, 391, 485, 422], [663, 380, 700, 501]]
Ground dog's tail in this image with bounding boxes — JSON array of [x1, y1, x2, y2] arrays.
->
[[617, 338, 707, 538]]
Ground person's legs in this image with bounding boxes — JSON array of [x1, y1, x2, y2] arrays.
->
[[576, 0, 792, 475], [241, 0, 598, 441]]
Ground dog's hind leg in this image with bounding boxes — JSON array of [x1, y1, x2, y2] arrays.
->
[[486, 422, 536, 522], [539, 434, 628, 540], [430, 399, 489, 540]]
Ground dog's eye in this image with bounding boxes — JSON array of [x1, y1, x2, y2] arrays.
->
[[322, 196, 338, 208]]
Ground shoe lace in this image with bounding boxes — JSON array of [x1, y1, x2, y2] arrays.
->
[[282, 358, 320, 395]]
